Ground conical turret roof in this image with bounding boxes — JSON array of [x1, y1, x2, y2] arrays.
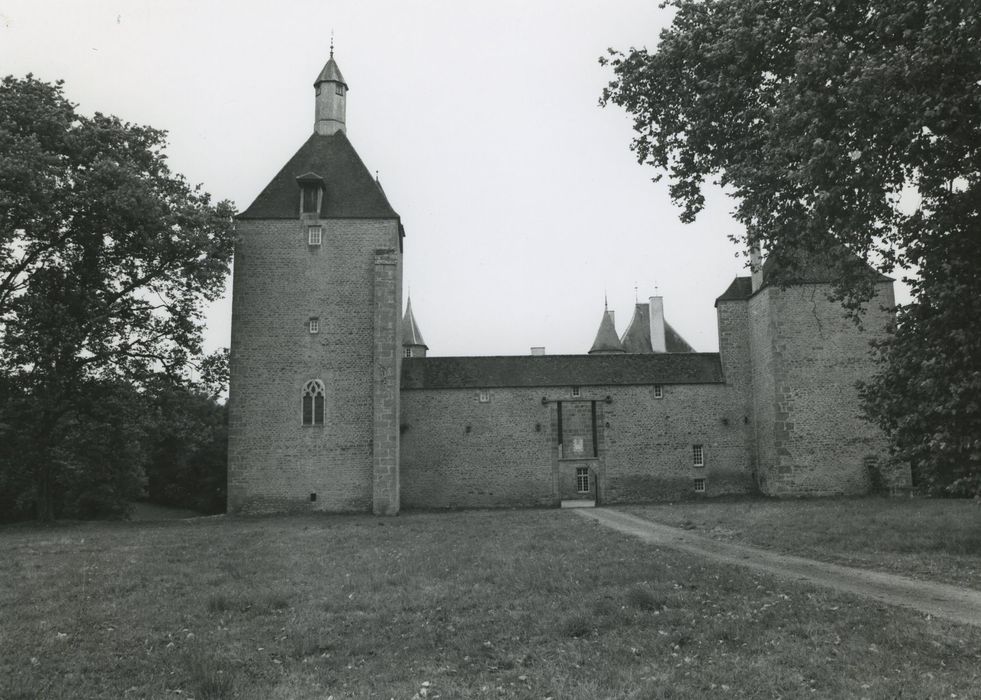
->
[[314, 56, 348, 88], [402, 298, 427, 348], [588, 308, 624, 354]]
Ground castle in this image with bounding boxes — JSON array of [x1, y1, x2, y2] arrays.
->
[[227, 54, 908, 515]]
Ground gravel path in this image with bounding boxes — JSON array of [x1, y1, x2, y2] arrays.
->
[[575, 507, 981, 628]]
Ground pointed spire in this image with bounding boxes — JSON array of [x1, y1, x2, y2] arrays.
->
[[330, 31, 335, 58], [588, 303, 624, 355], [314, 47, 348, 135], [402, 297, 428, 357]]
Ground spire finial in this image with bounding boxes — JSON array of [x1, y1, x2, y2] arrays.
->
[[330, 31, 334, 58], [654, 280, 659, 296], [604, 289, 609, 310], [634, 283, 638, 303]]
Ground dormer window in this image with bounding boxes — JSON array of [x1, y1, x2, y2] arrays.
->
[[301, 185, 320, 214], [296, 173, 325, 217]]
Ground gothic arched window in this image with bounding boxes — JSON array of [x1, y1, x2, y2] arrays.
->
[[302, 380, 325, 426]]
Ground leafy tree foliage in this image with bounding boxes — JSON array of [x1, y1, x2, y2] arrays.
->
[[143, 381, 228, 515], [0, 75, 235, 519], [601, 1, 980, 495]]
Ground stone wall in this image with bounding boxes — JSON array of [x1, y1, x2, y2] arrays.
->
[[227, 217, 401, 513], [748, 282, 903, 494], [400, 382, 755, 509]]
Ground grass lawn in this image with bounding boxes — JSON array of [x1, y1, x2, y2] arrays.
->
[[623, 496, 981, 588], [1, 508, 979, 699]]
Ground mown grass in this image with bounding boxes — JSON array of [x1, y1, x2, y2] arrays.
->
[[1, 507, 979, 698], [625, 496, 981, 588]]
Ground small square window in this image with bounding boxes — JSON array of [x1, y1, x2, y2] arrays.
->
[[309, 318, 319, 334], [576, 467, 590, 493], [308, 226, 322, 246], [693, 444, 704, 467], [478, 390, 490, 403], [654, 384, 663, 399], [693, 477, 706, 493], [571, 386, 581, 398]]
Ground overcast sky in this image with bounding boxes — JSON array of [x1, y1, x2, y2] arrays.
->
[[2, 1, 895, 357]]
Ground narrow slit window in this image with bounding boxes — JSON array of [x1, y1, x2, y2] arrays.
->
[[302, 380, 325, 426], [693, 478, 706, 493], [693, 444, 704, 467], [576, 467, 589, 493], [654, 384, 663, 399], [308, 225, 323, 246]]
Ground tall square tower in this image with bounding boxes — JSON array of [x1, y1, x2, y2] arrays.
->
[[227, 52, 402, 514]]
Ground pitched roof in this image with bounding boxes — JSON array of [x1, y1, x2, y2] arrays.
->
[[619, 303, 695, 353], [401, 353, 724, 389], [713, 253, 891, 305], [715, 276, 754, 304], [402, 298, 427, 348], [314, 56, 347, 87], [588, 308, 624, 354], [238, 131, 398, 220]]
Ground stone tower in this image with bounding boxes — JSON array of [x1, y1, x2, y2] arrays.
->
[[227, 52, 403, 515]]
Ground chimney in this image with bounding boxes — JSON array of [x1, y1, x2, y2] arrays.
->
[[530, 346, 545, 356], [750, 245, 764, 293], [649, 296, 666, 353]]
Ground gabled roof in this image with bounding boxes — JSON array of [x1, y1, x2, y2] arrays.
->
[[401, 353, 724, 390], [588, 309, 624, 354], [315, 56, 347, 88], [238, 131, 398, 220], [402, 298, 427, 348], [619, 303, 695, 354]]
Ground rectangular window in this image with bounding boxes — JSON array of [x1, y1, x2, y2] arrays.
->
[[478, 390, 490, 403], [335, 84, 344, 96], [571, 386, 581, 398], [309, 318, 319, 334], [301, 186, 320, 214], [576, 467, 590, 493], [308, 225, 322, 246], [693, 477, 706, 493], [693, 444, 704, 467], [654, 384, 663, 399], [404, 347, 413, 358]]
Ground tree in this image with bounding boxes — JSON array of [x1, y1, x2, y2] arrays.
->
[[143, 381, 228, 515], [601, 1, 981, 495], [0, 75, 235, 519]]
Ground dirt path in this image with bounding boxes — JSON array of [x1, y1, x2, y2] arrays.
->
[[575, 507, 981, 628]]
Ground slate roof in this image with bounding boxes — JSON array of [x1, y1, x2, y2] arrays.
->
[[315, 56, 347, 87], [238, 131, 398, 219], [402, 298, 427, 348], [588, 309, 624, 354], [715, 276, 754, 303], [714, 254, 891, 305], [619, 303, 696, 353], [401, 353, 724, 389]]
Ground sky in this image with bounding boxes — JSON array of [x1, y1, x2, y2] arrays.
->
[[1, 0, 867, 357]]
